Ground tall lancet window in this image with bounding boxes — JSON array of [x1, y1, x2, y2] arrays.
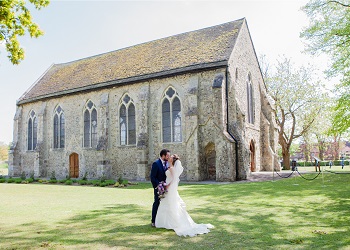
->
[[119, 94, 136, 145], [27, 110, 37, 150], [53, 105, 65, 148], [247, 74, 255, 124], [162, 87, 182, 143], [83, 100, 98, 148]]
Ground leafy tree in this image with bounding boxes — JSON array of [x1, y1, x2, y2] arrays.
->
[[260, 55, 326, 169], [301, 0, 350, 134], [0, 142, 9, 161], [0, 0, 49, 64]]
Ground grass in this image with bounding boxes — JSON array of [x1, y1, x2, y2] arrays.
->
[[0, 173, 349, 249]]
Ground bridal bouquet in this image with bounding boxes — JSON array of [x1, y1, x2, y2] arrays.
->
[[156, 181, 167, 199]]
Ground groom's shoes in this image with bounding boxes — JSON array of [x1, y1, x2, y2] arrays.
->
[[151, 223, 155, 227]]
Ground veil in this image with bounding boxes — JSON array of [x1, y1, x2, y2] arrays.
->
[[166, 160, 183, 193]]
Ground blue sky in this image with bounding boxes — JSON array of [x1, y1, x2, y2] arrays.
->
[[0, 0, 329, 144]]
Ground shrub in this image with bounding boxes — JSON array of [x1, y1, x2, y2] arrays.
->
[[82, 172, 88, 181], [49, 179, 57, 184], [26, 178, 34, 183], [50, 171, 56, 181], [0, 179, 6, 183], [118, 175, 123, 184], [65, 180, 73, 185], [100, 175, 107, 183], [15, 178, 22, 184], [78, 180, 87, 185], [99, 182, 108, 187], [20, 171, 26, 180], [7, 178, 15, 183], [105, 179, 116, 186], [30, 171, 35, 181]]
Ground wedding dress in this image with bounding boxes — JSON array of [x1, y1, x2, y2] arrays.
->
[[155, 160, 214, 237]]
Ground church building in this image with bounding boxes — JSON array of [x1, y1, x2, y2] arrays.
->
[[9, 18, 280, 181]]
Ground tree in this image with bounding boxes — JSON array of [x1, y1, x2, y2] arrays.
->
[[301, 0, 350, 134], [0, 142, 9, 161], [0, 0, 49, 64], [260, 55, 326, 169]]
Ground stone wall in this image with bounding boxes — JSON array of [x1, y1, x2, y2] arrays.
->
[[8, 22, 278, 180]]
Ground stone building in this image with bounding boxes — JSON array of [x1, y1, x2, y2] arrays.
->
[[9, 18, 280, 181]]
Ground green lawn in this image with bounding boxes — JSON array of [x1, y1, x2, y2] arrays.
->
[[0, 174, 349, 249]]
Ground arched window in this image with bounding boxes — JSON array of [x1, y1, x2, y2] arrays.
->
[[27, 110, 37, 150], [83, 100, 98, 148], [53, 105, 65, 148], [247, 74, 255, 124], [162, 87, 182, 143], [119, 94, 136, 145]]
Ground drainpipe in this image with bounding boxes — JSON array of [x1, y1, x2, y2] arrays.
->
[[225, 66, 240, 181]]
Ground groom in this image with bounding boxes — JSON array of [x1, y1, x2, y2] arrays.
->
[[150, 148, 170, 227]]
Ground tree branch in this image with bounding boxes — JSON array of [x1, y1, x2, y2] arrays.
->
[[327, 0, 350, 8]]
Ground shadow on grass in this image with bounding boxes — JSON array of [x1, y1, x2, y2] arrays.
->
[[1, 174, 349, 249]]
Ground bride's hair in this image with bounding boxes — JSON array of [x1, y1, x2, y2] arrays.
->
[[172, 154, 180, 163]]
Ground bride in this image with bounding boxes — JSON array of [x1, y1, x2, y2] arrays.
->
[[155, 154, 214, 237]]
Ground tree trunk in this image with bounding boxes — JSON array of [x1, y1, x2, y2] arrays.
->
[[282, 146, 291, 170], [334, 135, 340, 160], [318, 140, 325, 161]]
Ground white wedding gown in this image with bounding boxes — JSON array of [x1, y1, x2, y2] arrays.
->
[[155, 160, 214, 237]]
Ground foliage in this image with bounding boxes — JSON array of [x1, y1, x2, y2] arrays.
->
[[0, 0, 50, 64], [0, 176, 350, 249], [20, 171, 26, 180], [0, 143, 8, 161], [260, 55, 326, 169], [50, 171, 56, 180], [301, 0, 350, 133], [82, 172, 88, 181], [64, 180, 72, 185]]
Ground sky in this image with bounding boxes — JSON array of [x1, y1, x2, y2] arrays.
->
[[0, 0, 331, 144]]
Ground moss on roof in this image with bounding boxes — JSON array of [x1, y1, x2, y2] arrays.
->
[[19, 18, 245, 104]]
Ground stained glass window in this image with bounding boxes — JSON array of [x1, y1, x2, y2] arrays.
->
[[27, 111, 37, 150], [162, 87, 182, 143], [83, 101, 97, 148], [119, 94, 136, 145], [53, 106, 65, 148]]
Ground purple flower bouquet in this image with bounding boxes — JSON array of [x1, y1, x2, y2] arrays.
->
[[156, 181, 168, 199]]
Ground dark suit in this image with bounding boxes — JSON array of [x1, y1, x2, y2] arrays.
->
[[150, 158, 167, 223]]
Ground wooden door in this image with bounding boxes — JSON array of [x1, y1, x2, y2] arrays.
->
[[69, 153, 79, 178], [250, 141, 256, 172]]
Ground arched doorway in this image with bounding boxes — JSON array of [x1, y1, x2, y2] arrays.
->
[[69, 153, 79, 178], [205, 143, 216, 180], [250, 140, 256, 172]]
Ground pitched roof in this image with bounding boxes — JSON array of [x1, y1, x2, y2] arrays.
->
[[18, 18, 245, 104]]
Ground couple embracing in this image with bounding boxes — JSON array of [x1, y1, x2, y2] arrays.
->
[[150, 149, 214, 237]]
